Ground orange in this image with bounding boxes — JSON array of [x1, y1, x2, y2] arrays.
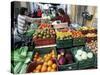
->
[[44, 54, 48, 59], [41, 59, 44, 62], [47, 54, 52, 58], [33, 69, 36, 72], [35, 69, 40, 73], [34, 54, 38, 58], [47, 66, 52, 72], [52, 54, 56, 58], [41, 65, 47, 72], [37, 57, 42, 62], [47, 60, 53, 66], [36, 65, 42, 70], [50, 69, 56, 72], [52, 63, 57, 69], [43, 62, 48, 66], [33, 58, 36, 61], [45, 57, 51, 62]]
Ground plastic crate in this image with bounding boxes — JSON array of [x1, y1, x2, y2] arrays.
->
[[58, 62, 78, 71], [57, 49, 78, 71], [27, 47, 58, 73], [27, 59, 58, 73], [33, 38, 56, 46], [78, 58, 95, 69], [32, 47, 57, 61], [94, 54, 97, 68], [35, 47, 57, 56], [73, 38, 85, 46], [56, 39, 73, 48], [71, 47, 95, 69]]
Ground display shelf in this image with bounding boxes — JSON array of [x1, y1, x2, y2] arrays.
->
[[35, 44, 56, 48]]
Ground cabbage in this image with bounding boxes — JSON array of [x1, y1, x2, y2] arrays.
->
[[77, 50, 83, 56], [87, 52, 93, 58], [75, 54, 82, 61], [81, 52, 87, 60]]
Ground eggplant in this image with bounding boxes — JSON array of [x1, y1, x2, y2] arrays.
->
[[67, 60, 73, 64], [58, 49, 65, 55], [65, 53, 73, 61], [58, 56, 66, 65]]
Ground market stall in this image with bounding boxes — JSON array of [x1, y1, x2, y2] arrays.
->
[[11, 20, 97, 73], [11, 2, 97, 74]]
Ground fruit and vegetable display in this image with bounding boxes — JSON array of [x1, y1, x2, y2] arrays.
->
[[38, 23, 51, 29], [71, 30, 84, 38], [33, 50, 56, 62], [31, 50, 57, 72], [12, 20, 97, 74], [75, 48, 94, 61], [32, 59, 57, 72], [57, 49, 74, 65], [78, 26, 97, 34], [33, 28, 56, 39], [85, 33, 97, 38], [79, 26, 96, 31], [56, 31, 72, 40], [86, 40, 97, 54], [32, 28, 56, 46]]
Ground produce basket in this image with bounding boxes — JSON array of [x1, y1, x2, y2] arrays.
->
[[32, 47, 57, 58], [56, 39, 73, 48], [53, 23, 68, 29], [27, 59, 58, 73], [27, 47, 58, 73], [73, 38, 85, 46], [33, 38, 56, 46], [57, 49, 78, 71], [71, 47, 95, 69]]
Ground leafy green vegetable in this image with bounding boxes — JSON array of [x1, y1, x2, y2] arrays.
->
[[14, 62, 23, 74]]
